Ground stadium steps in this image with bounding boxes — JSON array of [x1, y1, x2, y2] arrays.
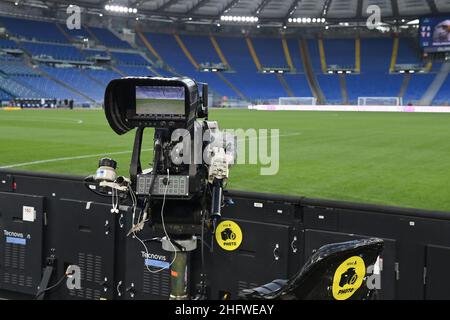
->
[[56, 23, 74, 43], [389, 37, 399, 73], [281, 35, 295, 72], [398, 73, 412, 99], [355, 38, 361, 73], [35, 66, 95, 103], [420, 61, 450, 105], [216, 73, 247, 100], [299, 39, 326, 104], [276, 74, 294, 97], [317, 39, 328, 73], [173, 34, 199, 69], [84, 25, 102, 47], [245, 37, 262, 71], [111, 65, 127, 76], [209, 35, 230, 68], [136, 30, 163, 63], [338, 74, 349, 104]]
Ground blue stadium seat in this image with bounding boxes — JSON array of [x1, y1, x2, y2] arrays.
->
[[0, 74, 42, 98], [404, 74, 435, 103], [40, 65, 105, 102], [307, 39, 323, 72], [83, 68, 121, 86], [344, 38, 403, 104], [0, 87, 12, 101], [0, 63, 38, 76], [180, 35, 221, 65], [142, 33, 237, 98], [434, 75, 450, 105], [317, 74, 342, 104], [286, 38, 304, 72], [116, 65, 154, 77], [252, 37, 287, 68], [60, 24, 91, 40], [0, 16, 67, 43], [15, 74, 85, 101], [397, 38, 422, 65], [283, 74, 313, 97], [89, 27, 131, 49], [323, 39, 355, 68], [21, 42, 86, 62], [111, 51, 148, 65], [0, 39, 18, 49], [216, 36, 286, 100]]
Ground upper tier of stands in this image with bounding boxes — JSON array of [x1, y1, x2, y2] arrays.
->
[[0, 16, 68, 43], [251, 37, 288, 69], [88, 27, 131, 49], [323, 39, 355, 68], [180, 35, 222, 65]]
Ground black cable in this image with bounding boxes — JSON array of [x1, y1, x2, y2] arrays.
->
[[35, 273, 68, 299]]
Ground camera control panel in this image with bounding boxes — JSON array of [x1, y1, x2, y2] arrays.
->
[[136, 174, 189, 196]]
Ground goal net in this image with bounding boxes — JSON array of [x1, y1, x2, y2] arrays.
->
[[358, 97, 403, 106], [279, 97, 317, 105]]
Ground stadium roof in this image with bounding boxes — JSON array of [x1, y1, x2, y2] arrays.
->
[[5, 0, 450, 23]]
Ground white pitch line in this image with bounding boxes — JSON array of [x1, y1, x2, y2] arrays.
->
[[0, 148, 153, 169], [0, 132, 301, 169]]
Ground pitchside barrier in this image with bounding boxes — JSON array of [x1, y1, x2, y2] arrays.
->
[[0, 169, 449, 300], [249, 105, 450, 113]]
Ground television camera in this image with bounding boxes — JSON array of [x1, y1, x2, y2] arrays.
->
[[99, 77, 235, 299]]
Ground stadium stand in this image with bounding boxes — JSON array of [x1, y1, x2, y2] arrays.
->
[[0, 39, 19, 50], [110, 51, 148, 65], [60, 24, 91, 41], [83, 68, 121, 86], [0, 63, 38, 76], [345, 38, 404, 103], [180, 35, 222, 65], [88, 27, 131, 49], [0, 74, 42, 98], [323, 38, 355, 68], [404, 74, 436, 103], [286, 38, 304, 72], [21, 42, 86, 62], [251, 37, 288, 69], [40, 65, 104, 101], [0, 14, 446, 106], [316, 74, 342, 104], [116, 65, 154, 76], [215, 36, 286, 100], [82, 48, 110, 60], [140, 32, 237, 98], [0, 16, 67, 43], [397, 37, 422, 64], [434, 75, 450, 105], [15, 74, 84, 101]]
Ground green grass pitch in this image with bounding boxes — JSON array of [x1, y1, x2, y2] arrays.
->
[[1, 108, 450, 212]]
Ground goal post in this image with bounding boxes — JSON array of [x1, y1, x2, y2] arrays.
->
[[358, 97, 403, 106], [279, 97, 317, 106]]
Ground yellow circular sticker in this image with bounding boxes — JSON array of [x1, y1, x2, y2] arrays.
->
[[332, 256, 366, 300], [215, 220, 243, 251]]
